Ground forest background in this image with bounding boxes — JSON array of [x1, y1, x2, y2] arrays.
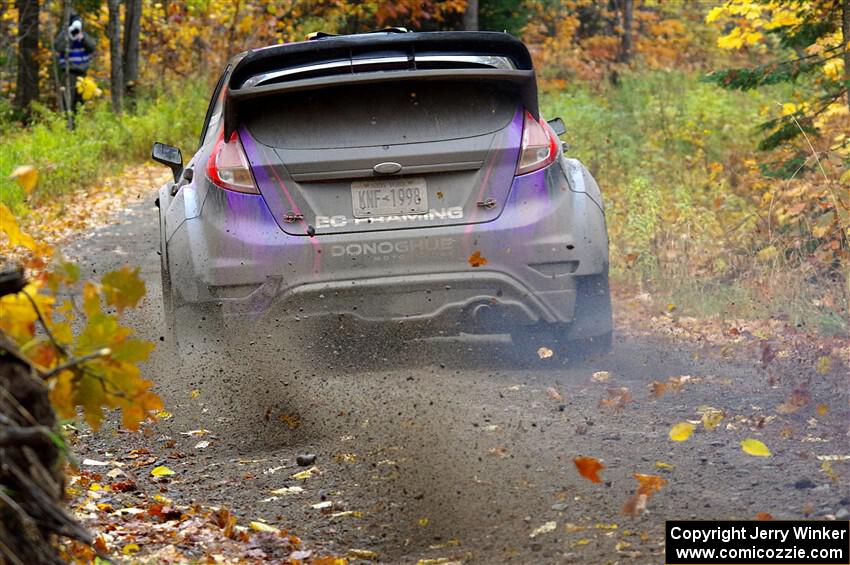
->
[[1, 0, 848, 335]]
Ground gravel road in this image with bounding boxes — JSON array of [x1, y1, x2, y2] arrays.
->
[[65, 195, 849, 564]]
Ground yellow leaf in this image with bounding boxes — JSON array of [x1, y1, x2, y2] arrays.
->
[[292, 466, 317, 480], [348, 549, 378, 560], [9, 165, 38, 194], [701, 409, 724, 430], [741, 438, 771, 457], [816, 356, 831, 375], [190, 389, 201, 398], [101, 266, 146, 312], [654, 461, 674, 470], [122, 543, 140, 555], [150, 465, 175, 477], [249, 521, 279, 533], [816, 404, 829, 417], [669, 422, 695, 442], [418, 517, 429, 527], [0, 203, 37, 251], [76, 76, 102, 100]]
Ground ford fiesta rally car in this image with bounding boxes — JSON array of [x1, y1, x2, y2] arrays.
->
[[153, 30, 612, 358]]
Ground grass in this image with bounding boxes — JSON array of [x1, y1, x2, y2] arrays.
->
[[0, 81, 210, 210]]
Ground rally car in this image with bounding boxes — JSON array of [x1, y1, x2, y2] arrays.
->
[[153, 29, 611, 358]]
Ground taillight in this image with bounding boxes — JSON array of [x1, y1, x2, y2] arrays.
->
[[516, 110, 559, 176], [206, 129, 259, 194]]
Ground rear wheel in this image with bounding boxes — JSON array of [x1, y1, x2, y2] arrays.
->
[[510, 270, 613, 362]]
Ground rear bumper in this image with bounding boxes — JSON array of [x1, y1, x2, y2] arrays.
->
[[164, 163, 608, 329]]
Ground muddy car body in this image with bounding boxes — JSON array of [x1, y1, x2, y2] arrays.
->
[[154, 30, 611, 354]]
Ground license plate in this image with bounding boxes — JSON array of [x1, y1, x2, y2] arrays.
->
[[351, 177, 428, 218]]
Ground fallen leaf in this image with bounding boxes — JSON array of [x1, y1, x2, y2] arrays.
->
[[348, 549, 379, 560], [180, 429, 211, 437], [311, 501, 333, 510], [330, 510, 362, 519], [634, 473, 667, 497], [669, 422, 695, 442], [249, 521, 279, 533], [592, 371, 610, 382], [150, 466, 174, 477], [654, 461, 674, 470], [82, 458, 110, 466], [122, 543, 140, 555], [468, 251, 488, 268], [816, 355, 831, 375], [545, 386, 563, 401], [574, 456, 605, 483], [816, 404, 829, 416], [538, 347, 554, 359], [701, 408, 724, 430], [194, 440, 210, 449], [755, 512, 773, 520], [529, 521, 557, 537], [190, 389, 200, 398], [272, 487, 304, 495], [292, 466, 318, 480], [599, 387, 631, 411], [279, 413, 300, 429], [418, 517, 429, 527], [741, 438, 771, 457], [10, 165, 38, 194], [488, 446, 508, 458], [649, 380, 666, 397]]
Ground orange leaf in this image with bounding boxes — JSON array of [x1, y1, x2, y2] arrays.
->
[[574, 456, 605, 483], [468, 251, 488, 268], [634, 473, 667, 497], [755, 512, 773, 520], [649, 380, 666, 398]]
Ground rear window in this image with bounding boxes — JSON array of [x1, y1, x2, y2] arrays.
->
[[242, 80, 518, 150]]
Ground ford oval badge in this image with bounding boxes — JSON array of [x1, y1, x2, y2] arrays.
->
[[373, 162, 402, 175]]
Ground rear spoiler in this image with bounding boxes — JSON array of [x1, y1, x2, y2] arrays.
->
[[223, 31, 539, 139]]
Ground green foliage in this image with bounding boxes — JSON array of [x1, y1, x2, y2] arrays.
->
[[479, 0, 529, 35], [703, 59, 819, 90], [0, 80, 209, 209]]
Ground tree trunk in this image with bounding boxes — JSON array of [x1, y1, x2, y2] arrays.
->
[[463, 0, 479, 31], [841, 0, 850, 113], [14, 0, 40, 116], [122, 0, 142, 90], [0, 267, 91, 564], [107, 0, 123, 113], [617, 0, 634, 64]]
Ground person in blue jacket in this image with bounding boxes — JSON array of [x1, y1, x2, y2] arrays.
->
[[54, 14, 96, 112]]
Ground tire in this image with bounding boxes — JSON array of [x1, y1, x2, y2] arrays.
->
[[510, 270, 613, 362]]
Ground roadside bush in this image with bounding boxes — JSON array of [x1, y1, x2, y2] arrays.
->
[[541, 71, 848, 335]]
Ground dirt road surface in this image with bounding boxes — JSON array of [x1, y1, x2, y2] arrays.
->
[[64, 194, 849, 564]]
